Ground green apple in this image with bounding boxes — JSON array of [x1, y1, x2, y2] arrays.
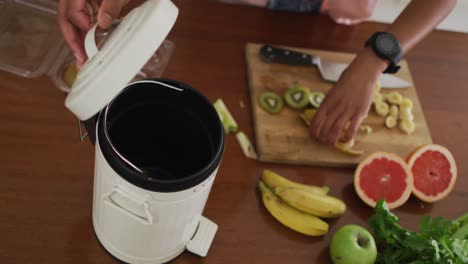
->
[[329, 224, 377, 264]]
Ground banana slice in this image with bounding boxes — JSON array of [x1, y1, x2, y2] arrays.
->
[[375, 101, 389, 117], [400, 97, 414, 109], [400, 119, 416, 134], [385, 91, 403, 105], [399, 107, 414, 121], [372, 92, 383, 105], [374, 82, 382, 93], [389, 105, 399, 118], [385, 116, 397, 129], [359, 125, 372, 134]]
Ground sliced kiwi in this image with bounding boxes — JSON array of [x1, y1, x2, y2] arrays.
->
[[284, 86, 311, 109], [259, 91, 283, 114], [309, 91, 325, 108]]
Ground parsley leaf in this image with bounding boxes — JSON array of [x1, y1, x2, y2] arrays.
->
[[368, 199, 468, 264]]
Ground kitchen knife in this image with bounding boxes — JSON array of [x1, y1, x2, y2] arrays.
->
[[260, 45, 412, 88]]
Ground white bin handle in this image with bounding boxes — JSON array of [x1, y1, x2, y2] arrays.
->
[[84, 20, 121, 60], [104, 186, 155, 225], [84, 24, 99, 60]]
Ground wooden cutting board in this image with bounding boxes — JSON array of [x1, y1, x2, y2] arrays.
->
[[245, 43, 432, 167]]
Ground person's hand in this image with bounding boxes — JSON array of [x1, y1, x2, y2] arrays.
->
[[57, 0, 130, 68], [310, 48, 388, 145]]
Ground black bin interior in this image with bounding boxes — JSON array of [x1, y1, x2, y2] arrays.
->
[[97, 79, 224, 192]]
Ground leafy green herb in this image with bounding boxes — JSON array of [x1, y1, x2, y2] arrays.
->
[[368, 199, 468, 264]]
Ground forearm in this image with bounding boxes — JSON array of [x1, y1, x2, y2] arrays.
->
[[386, 0, 457, 54], [352, 0, 457, 78]]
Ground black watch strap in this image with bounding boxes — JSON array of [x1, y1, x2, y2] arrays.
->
[[365, 32, 403, 74]]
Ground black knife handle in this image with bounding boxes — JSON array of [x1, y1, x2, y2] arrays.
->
[[260, 45, 317, 66]]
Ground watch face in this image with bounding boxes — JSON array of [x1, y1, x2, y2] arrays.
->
[[376, 34, 398, 55]]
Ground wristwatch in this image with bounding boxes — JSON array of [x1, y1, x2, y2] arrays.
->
[[365, 32, 403, 74]]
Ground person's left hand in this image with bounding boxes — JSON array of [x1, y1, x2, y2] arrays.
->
[[310, 48, 387, 145]]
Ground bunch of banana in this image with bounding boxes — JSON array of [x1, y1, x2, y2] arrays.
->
[[258, 170, 347, 236]]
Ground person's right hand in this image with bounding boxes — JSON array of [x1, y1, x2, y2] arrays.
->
[[57, 0, 130, 68]]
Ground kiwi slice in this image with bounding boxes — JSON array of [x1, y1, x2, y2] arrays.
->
[[284, 86, 311, 109], [309, 91, 325, 108], [259, 91, 283, 114]]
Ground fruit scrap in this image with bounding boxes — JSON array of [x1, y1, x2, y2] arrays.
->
[[300, 108, 316, 127], [63, 62, 78, 87], [214, 99, 238, 133], [309, 91, 325, 108], [258, 91, 283, 114], [335, 139, 364, 156], [284, 86, 311, 109], [258, 181, 329, 236], [261, 170, 329, 195], [236, 131, 258, 159]]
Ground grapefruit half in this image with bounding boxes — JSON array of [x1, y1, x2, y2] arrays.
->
[[407, 144, 457, 203], [354, 152, 413, 209]]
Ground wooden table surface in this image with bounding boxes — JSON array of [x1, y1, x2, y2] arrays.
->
[[1, 1, 467, 263]]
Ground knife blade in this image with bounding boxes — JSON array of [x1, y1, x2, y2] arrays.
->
[[260, 45, 412, 88]]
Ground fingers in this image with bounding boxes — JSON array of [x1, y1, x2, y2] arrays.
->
[[59, 20, 87, 65], [317, 106, 344, 144], [68, 9, 93, 31], [329, 112, 353, 144], [98, 0, 129, 28], [344, 114, 365, 142], [57, 0, 93, 66], [311, 100, 367, 145]]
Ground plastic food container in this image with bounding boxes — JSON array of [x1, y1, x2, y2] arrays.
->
[[0, 0, 174, 92]]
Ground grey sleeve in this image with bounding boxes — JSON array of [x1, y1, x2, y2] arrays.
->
[[266, 0, 323, 13]]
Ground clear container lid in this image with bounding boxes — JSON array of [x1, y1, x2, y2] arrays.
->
[[0, 0, 66, 78]]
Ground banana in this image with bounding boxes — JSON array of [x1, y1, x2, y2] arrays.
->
[[385, 115, 397, 129], [385, 91, 403, 105], [262, 170, 329, 195], [273, 187, 347, 218], [258, 181, 329, 236]]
